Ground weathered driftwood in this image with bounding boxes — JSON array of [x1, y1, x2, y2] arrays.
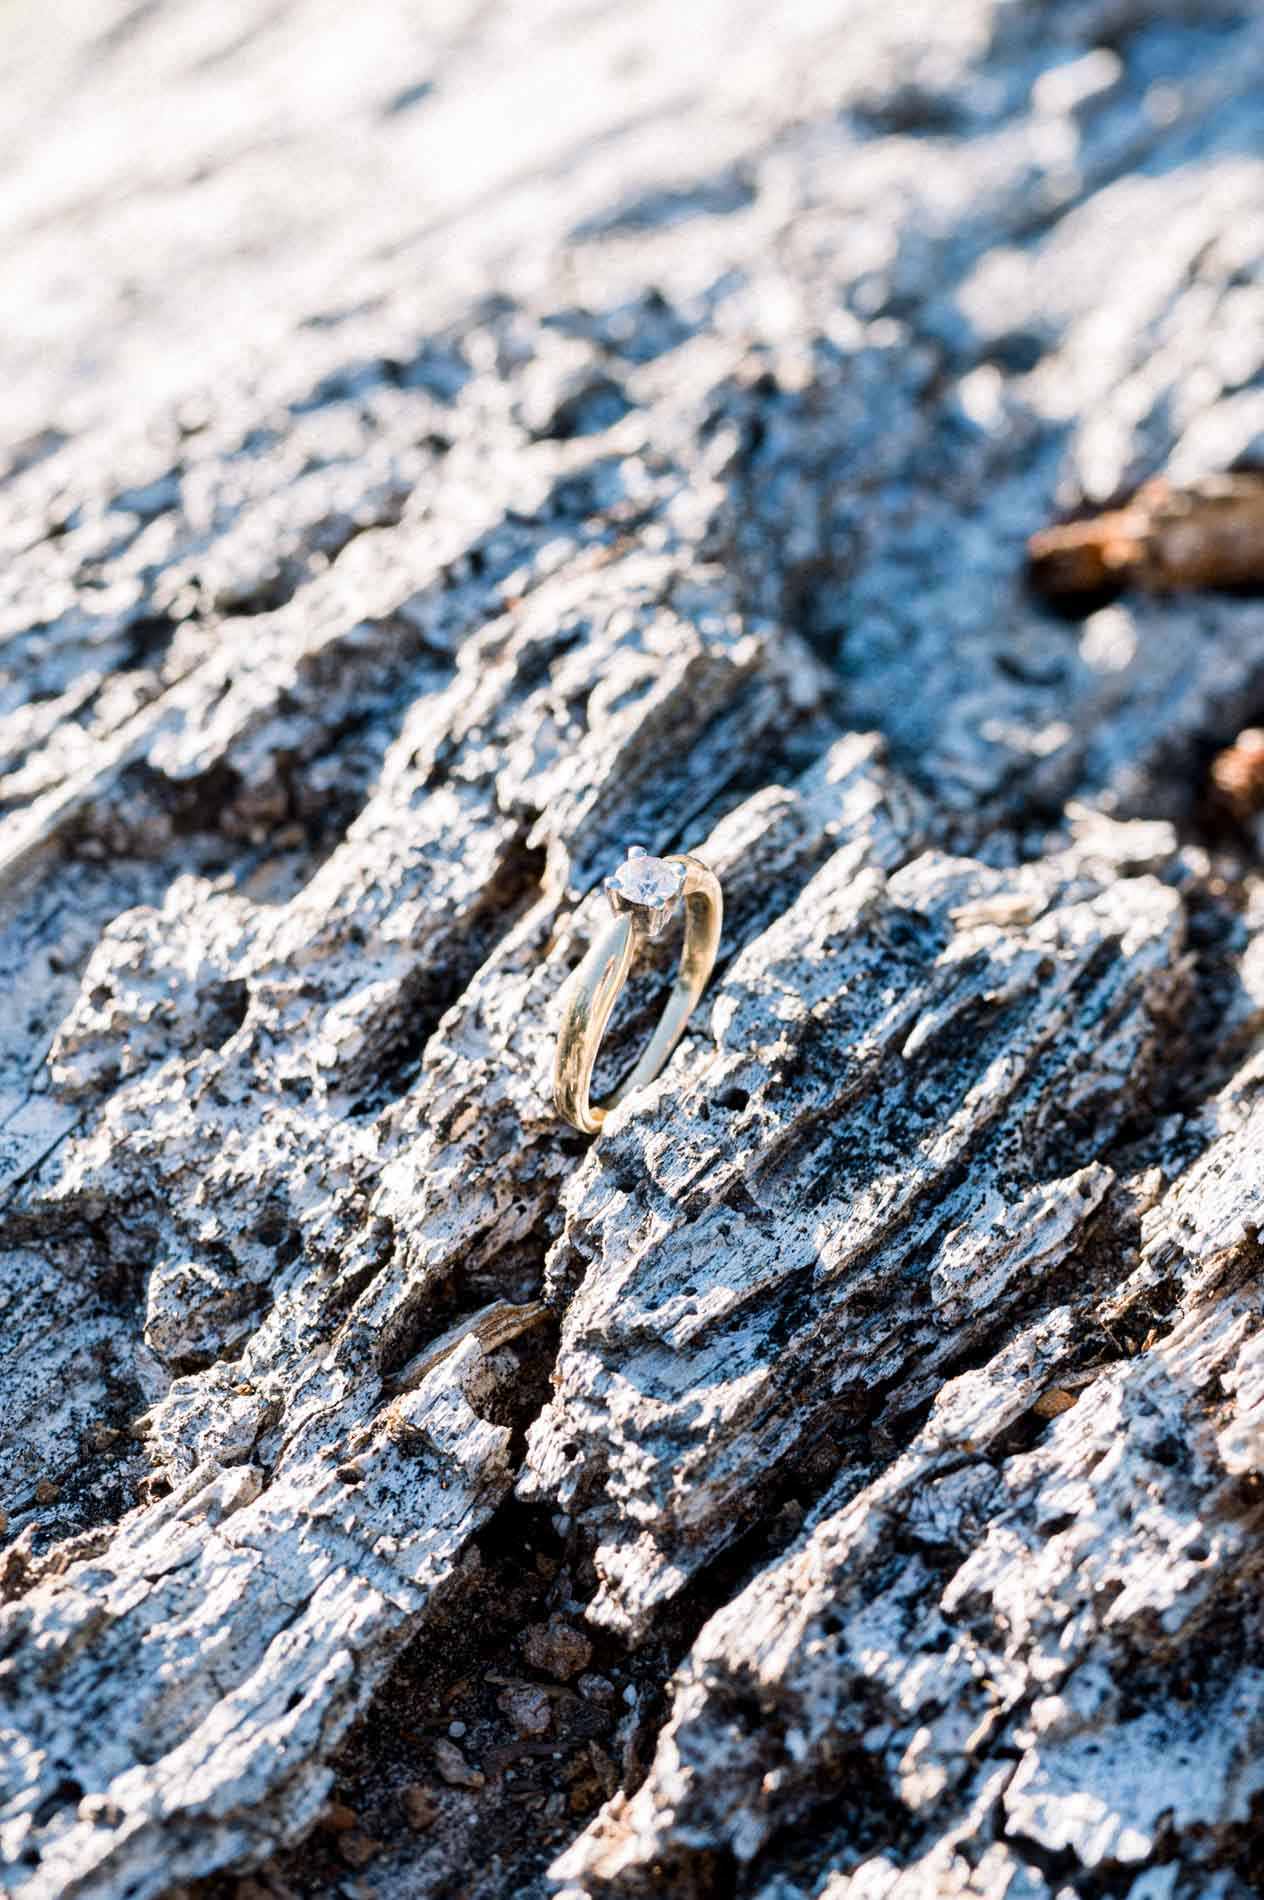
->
[[524, 828, 1189, 1635], [2, 3, 1264, 1899]]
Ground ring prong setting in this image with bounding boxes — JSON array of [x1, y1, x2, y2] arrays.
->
[[605, 847, 687, 930]]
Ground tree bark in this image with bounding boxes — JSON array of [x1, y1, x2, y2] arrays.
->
[[2, 4, 1264, 1899]]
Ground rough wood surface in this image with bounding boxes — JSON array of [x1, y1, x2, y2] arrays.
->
[[2, 3, 1264, 1898]]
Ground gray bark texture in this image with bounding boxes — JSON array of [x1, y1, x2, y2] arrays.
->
[[2, 3, 1264, 1898]]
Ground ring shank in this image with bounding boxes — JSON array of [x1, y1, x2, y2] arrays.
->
[[553, 856, 722, 1134]]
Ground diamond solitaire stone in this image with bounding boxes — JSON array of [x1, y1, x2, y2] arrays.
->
[[607, 849, 684, 909]]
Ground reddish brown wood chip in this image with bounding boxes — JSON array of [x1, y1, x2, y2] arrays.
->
[[1208, 727, 1264, 823], [1029, 474, 1264, 602]]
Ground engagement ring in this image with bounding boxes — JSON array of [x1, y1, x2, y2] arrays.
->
[[553, 846, 722, 1134]]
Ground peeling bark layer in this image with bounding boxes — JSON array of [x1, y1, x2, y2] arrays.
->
[[2, 4, 1264, 1899]]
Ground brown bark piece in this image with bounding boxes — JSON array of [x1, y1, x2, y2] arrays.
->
[[1029, 474, 1264, 603]]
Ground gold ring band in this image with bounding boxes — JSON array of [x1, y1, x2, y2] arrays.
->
[[554, 849, 722, 1135]]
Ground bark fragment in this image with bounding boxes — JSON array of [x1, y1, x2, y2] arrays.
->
[[1028, 474, 1264, 604]]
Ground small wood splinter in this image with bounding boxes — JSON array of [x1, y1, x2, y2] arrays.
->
[[1028, 472, 1264, 603], [1208, 727, 1264, 826]]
